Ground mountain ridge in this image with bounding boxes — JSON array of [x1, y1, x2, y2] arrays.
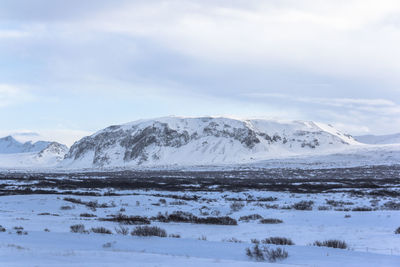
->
[[0, 135, 53, 154], [61, 116, 359, 168], [0, 136, 68, 169]]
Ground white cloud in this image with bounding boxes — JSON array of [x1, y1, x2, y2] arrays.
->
[[245, 93, 400, 113], [0, 84, 34, 107], [77, 0, 400, 80], [242, 93, 400, 134], [0, 29, 29, 38], [1, 1, 400, 135]]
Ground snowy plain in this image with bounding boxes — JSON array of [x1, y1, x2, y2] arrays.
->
[[0, 185, 399, 266]]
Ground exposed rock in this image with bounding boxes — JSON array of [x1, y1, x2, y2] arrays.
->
[[62, 116, 359, 168]]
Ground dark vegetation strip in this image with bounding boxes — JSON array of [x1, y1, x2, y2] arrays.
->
[[99, 211, 237, 225], [0, 165, 399, 196]]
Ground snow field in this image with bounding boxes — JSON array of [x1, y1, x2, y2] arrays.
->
[[0, 191, 399, 266]]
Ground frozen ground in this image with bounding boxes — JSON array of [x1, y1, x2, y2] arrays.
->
[[0, 168, 399, 266]]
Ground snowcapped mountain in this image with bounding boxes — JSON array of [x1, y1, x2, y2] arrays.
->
[[0, 136, 68, 169], [61, 116, 359, 168], [0, 135, 51, 154], [355, 133, 400, 145], [37, 142, 69, 160]]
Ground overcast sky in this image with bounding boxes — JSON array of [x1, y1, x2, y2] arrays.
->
[[1, 0, 400, 145]]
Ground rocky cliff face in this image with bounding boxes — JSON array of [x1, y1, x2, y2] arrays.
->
[[62, 117, 359, 168]]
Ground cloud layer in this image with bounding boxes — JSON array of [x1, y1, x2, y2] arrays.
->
[[1, 0, 400, 143], [0, 84, 34, 107]]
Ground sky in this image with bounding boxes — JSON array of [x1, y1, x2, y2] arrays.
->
[[1, 0, 400, 146]]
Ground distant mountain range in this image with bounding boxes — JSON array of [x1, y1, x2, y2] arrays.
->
[[0, 136, 68, 169], [355, 133, 400, 145], [2, 117, 400, 170], [0, 135, 52, 154]]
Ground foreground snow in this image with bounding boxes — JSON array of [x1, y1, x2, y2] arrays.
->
[[1, 232, 398, 267], [0, 192, 399, 266]]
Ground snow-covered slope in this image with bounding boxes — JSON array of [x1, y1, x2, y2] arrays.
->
[[37, 142, 69, 162], [61, 116, 359, 168], [0, 135, 51, 154], [0, 141, 68, 169], [356, 133, 400, 144]]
